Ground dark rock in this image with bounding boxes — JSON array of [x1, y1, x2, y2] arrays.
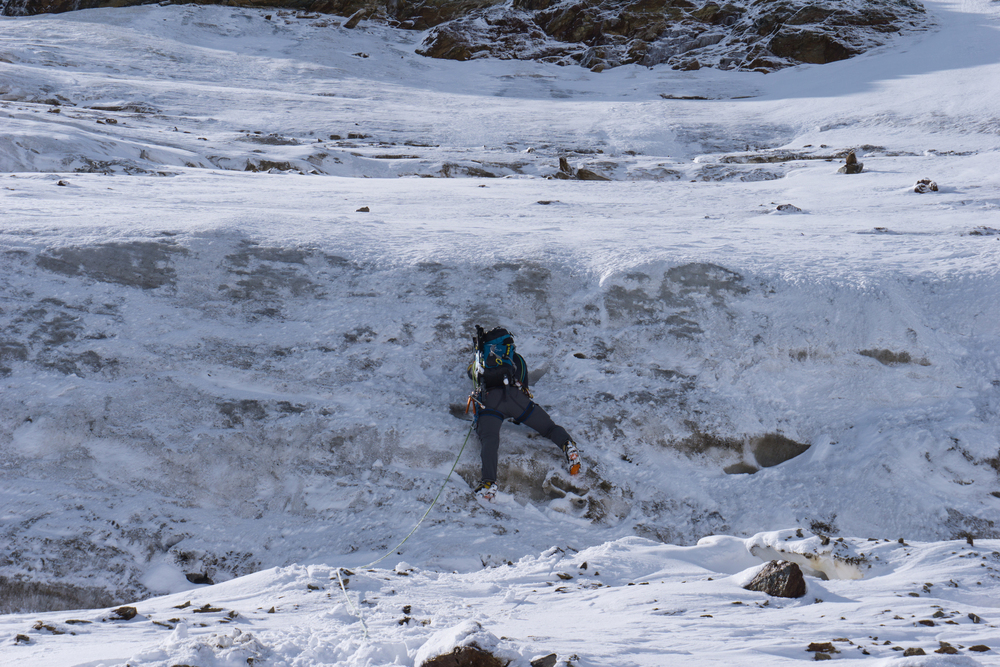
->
[[343, 7, 368, 29], [914, 178, 938, 193], [744, 560, 806, 598], [813, 654, 831, 661], [723, 462, 759, 475], [33, 621, 65, 634], [807, 642, 837, 653], [752, 433, 810, 467], [357, 206, 370, 212], [558, 157, 574, 175], [969, 612, 982, 623], [969, 645, 990, 652], [903, 648, 926, 656], [420, 645, 508, 667], [111, 606, 138, 620], [775, 203, 803, 213], [576, 168, 612, 181], [530, 654, 558, 667], [935, 644, 958, 655], [837, 151, 864, 174], [769, 30, 855, 64], [185, 573, 214, 585], [245, 159, 298, 172], [15, 634, 30, 643], [860, 349, 922, 365]]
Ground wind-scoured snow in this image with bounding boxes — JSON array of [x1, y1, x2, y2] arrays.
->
[[1, 0, 1000, 664]]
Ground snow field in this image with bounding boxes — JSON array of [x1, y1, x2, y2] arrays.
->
[[2, 0, 1000, 664], [2, 534, 1000, 665]]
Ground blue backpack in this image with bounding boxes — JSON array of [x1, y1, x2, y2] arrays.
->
[[473, 326, 527, 391]]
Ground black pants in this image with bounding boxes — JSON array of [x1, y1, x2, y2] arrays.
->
[[475, 385, 570, 483]]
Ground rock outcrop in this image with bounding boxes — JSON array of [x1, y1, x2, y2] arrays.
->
[[416, 0, 927, 71], [2, 0, 927, 73]]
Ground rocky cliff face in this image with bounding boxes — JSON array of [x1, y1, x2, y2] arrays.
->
[[1, 0, 928, 72], [416, 0, 928, 71]]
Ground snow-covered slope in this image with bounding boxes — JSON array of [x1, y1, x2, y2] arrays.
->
[[1, 0, 1000, 662], [3, 533, 1000, 665]]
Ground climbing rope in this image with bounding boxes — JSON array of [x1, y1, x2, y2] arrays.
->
[[335, 423, 475, 639]]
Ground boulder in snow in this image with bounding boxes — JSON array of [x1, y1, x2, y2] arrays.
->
[[837, 151, 864, 174], [743, 560, 807, 598], [415, 620, 518, 667]]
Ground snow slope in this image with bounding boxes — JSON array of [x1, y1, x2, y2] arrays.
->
[[1, 0, 1000, 663], [3, 533, 1000, 665]]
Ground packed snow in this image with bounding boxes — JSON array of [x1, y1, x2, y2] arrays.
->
[[1, 0, 1000, 664]]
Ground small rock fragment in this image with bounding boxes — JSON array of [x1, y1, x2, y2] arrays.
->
[[903, 648, 926, 656], [530, 654, 558, 667], [914, 178, 938, 193], [969, 612, 982, 623], [356, 206, 370, 212], [807, 642, 837, 653], [111, 606, 138, 621], [969, 645, 990, 652]]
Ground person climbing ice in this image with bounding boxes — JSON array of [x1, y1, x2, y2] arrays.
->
[[466, 325, 582, 502]]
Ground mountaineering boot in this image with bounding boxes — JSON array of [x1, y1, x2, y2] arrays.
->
[[562, 440, 582, 475], [474, 481, 497, 503]]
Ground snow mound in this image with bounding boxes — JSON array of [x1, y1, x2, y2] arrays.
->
[[747, 530, 869, 580]]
